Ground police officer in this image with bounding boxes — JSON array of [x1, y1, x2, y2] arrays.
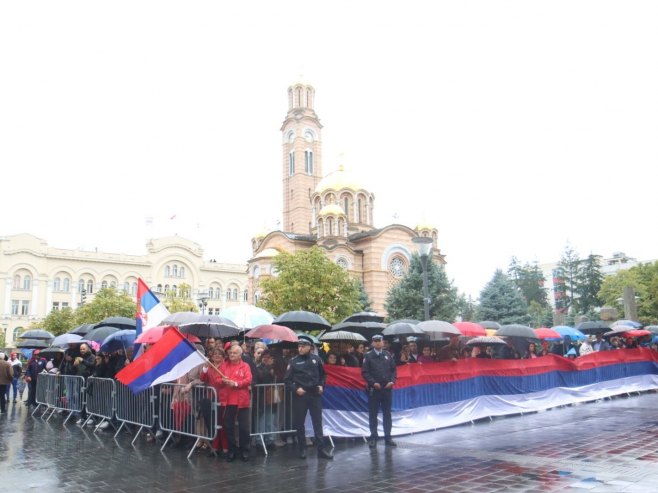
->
[[361, 334, 397, 448], [284, 337, 333, 460]]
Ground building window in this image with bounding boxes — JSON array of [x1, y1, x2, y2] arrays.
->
[[62, 302, 69, 309], [254, 291, 260, 304], [216, 288, 222, 300], [110, 281, 116, 288], [21, 301, 29, 315], [232, 288, 238, 300], [389, 257, 406, 278], [11, 300, 19, 315], [179, 267, 185, 278], [13, 275, 20, 289], [165, 266, 171, 277], [289, 152, 295, 175], [209, 287, 214, 299], [157, 284, 162, 293], [243, 289, 248, 301], [78, 280, 85, 293], [53, 277, 61, 292], [52, 302, 60, 311], [172, 265, 178, 277], [336, 257, 349, 270], [23, 275, 31, 290], [305, 150, 314, 174], [87, 280, 94, 294], [123, 282, 130, 292], [253, 265, 260, 279], [131, 282, 137, 295], [101, 281, 108, 290], [63, 278, 70, 292], [13, 327, 23, 341]]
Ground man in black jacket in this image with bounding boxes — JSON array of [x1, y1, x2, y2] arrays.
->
[[361, 334, 397, 448]]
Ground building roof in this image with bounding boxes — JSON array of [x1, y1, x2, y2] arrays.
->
[[315, 165, 368, 194]]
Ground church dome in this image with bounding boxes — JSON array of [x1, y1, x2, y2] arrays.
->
[[315, 165, 367, 194], [318, 203, 346, 216], [253, 248, 281, 260]]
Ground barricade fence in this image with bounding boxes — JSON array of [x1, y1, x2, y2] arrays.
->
[[158, 383, 219, 459], [33, 372, 53, 416], [250, 382, 296, 455], [85, 377, 116, 430], [34, 374, 86, 425], [114, 382, 157, 445]]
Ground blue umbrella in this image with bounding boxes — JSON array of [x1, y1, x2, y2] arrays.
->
[[100, 329, 136, 353], [552, 326, 587, 341]]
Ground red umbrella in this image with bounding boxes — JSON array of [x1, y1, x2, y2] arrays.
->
[[623, 329, 651, 338], [453, 322, 486, 337], [245, 324, 299, 343], [134, 326, 201, 344], [534, 327, 563, 340]]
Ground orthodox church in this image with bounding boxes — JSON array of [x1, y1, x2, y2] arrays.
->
[[247, 82, 446, 315]]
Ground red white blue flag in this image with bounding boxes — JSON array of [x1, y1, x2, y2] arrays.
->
[[136, 278, 169, 336], [117, 328, 205, 394]]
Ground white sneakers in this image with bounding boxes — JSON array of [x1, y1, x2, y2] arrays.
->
[[98, 421, 111, 430]]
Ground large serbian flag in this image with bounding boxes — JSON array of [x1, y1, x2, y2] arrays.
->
[[117, 328, 206, 394], [136, 278, 169, 335]]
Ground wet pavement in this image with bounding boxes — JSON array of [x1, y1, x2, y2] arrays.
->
[[2, 391, 658, 492]]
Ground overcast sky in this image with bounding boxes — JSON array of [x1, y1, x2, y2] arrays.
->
[[1, 1, 656, 299]]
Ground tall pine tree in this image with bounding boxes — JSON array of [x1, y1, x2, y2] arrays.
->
[[477, 270, 531, 325]]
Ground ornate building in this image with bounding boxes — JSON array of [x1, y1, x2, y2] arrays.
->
[[248, 82, 446, 314], [0, 233, 247, 347]]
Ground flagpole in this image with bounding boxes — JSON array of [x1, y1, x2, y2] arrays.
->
[[194, 347, 227, 379]]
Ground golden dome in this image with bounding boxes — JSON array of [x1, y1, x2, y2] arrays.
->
[[315, 165, 367, 194], [415, 223, 435, 232], [253, 248, 281, 260], [318, 203, 346, 216], [252, 227, 271, 240]]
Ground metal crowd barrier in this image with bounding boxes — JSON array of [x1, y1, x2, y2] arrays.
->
[[250, 383, 296, 456], [36, 374, 86, 426], [85, 377, 116, 431], [32, 372, 55, 417], [158, 383, 219, 459], [114, 382, 157, 445]]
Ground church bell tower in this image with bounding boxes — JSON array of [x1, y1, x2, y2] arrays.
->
[[280, 82, 323, 234]]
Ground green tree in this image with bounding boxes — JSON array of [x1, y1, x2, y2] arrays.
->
[[163, 282, 197, 313], [477, 270, 531, 325], [385, 253, 459, 322], [575, 254, 604, 313], [40, 307, 77, 336], [599, 261, 658, 325], [74, 287, 137, 325], [457, 294, 477, 321], [508, 259, 549, 309], [555, 245, 580, 313], [355, 280, 373, 312], [258, 247, 361, 324]]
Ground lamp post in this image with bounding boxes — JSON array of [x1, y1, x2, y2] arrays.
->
[[412, 236, 433, 321], [198, 292, 209, 315]]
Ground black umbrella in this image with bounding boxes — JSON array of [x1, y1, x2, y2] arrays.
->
[[478, 321, 502, 331], [575, 321, 610, 335], [389, 319, 421, 325], [38, 346, 65, 359], [179, 315, 240, 339], [17, 329, 54, 341], [496, 324, 538, 339], [341, 312, 385, 323], [94, 316, 137, 331], [84, 326, 121, 343], [161, 311, 199, 326], [68, 323, 96, 336], [382, 322, 425, 338], [16, 339, 49, 349], [274, 311, 331, 331], [330, 321, 387, 339]]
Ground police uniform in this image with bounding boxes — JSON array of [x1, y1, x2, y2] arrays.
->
[[361, 335, 397, 447], [283, 339, 333, 459]]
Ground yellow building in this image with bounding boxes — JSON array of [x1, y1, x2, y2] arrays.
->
[[248, 82, 446, 314], [0, 233, 247, 347]]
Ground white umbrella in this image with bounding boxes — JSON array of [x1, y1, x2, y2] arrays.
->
[[319, 330, 367, 342], [417, 320, 461, 339], [221, 305, 274, 329], [52, 333, 84, 347]]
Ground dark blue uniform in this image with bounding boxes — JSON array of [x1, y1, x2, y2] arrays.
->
[[284, 351, 329, 456], [361, 348, 397, 443]]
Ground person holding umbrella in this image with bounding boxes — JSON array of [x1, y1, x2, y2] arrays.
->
[[283, 338, 334, 460], [361, 334, 397, 448]]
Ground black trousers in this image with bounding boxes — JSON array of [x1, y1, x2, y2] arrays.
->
[[27, 379, 37, 406], [293, 393, 324, 448], [0, 384, 7, 412], [223, 406, 250, 452], [368, 387, 392, 440]]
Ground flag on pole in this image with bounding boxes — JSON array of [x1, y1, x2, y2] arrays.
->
[[136, 278, 169, 335], [116, 328, 206, 394]]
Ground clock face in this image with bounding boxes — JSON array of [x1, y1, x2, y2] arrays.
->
[[304, 130, 314, 142], [294, 112, 303, 120]]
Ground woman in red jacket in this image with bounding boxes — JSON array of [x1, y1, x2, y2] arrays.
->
[[199, 348, 229, 456], [203, 345, 252, 462]]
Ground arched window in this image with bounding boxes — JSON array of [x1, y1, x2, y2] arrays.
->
[[357, 199, 362, 223], [101, 281, 108, 290], [243, 289, 248, 301], [254, 291, 260, 304], [13, 275, 20, 289], [63, 278, 70, 292], [13, 327, 24, 343], [216, 288, 222, 300], [23, 275, 31, 290], [208, 287, 214, 299], [172, 285, 178, 296], [123, 282, 130, 292], [253, 265, 260, 279], [289, 152, 295, 175], [164, 284, 170, 294], [165, 265, 171, 277], [87, 280, 94, 294], [172, 265, 178, 277], [78, 280, 85, 293], [110, 281, 116, 288], [344, 197, 349, 219], [53, 277, 61, 292], [232, 288, 238, 300], [305, 150, 314, 174], [179, 267, 185, 278]]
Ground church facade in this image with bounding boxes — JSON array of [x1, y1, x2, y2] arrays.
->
[[247, 82, 446, 315]]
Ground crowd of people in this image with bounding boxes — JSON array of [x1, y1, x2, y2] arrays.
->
[[2, 327, 656, 460]]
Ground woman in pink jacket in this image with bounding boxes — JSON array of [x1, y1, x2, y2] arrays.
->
[[203, 344, 252, 462], [199, 348, 229, 456]]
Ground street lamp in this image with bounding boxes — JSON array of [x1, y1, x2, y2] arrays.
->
[[412, 236, 433, 321], [197, 292, 209, 315]]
